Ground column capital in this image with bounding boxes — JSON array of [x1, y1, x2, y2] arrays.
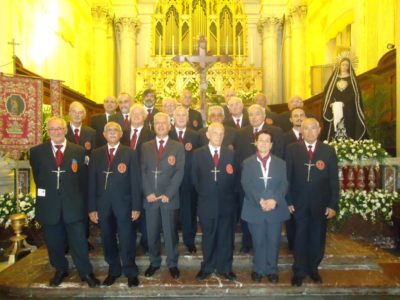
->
[[289, 5, 307, 25], [91, 6, 110, 26], [115, 17, 141, 38], [257, 16, 283, 34]]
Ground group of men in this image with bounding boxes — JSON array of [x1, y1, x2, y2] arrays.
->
[[29, 88, 339, 288]]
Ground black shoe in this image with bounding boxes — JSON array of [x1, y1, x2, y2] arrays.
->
[[81, 273, 100, 288], [88, 242, 95, 251], [310, 272, 323, 283], [169, 267, 180, 279], [267, 273, 279, 283], [102, 275, 119, 286], [251, 272, 262, 283], [49, 271, 69, 287], [187, 244, 197, 254], [239, 246, 251, 254], [144, 265, 160, 277], [291, 275, 304, 287], [128, 276, 139, 287], [217, 271, 237, 281], [196, 270, 211, 281]]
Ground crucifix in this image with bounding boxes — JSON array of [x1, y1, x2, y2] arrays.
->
[[211, 167, 220, 182], [52, 168, 66, 190], [172, 36, 232, 119], [8, 38, 20, 74], [259, 174, 272, 189], [304, 161, 315, 182], [103, 169, 113, 190], [152, 167, 162, 190]]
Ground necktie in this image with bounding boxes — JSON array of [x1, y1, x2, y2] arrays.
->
[[124, 115, 129, 129], [55, 145, 63, 168], [73, 128, 79, 144], [308, 145, 313, 161], [109, 147, 115, 165], [213, 149, 219, 168], [178, 130, 184, 143], [147, 109, 152, 121], [253, 128, 258, 139], [236, 119, 241, 129], [158, 140, 165, 159], [130, 129, 138, 150], [298, 133, 303, 141]]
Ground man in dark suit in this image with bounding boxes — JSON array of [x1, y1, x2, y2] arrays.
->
[[180, 89, 203, 130], [198, 105, 236, 148], [141, 112, 185, 279], [234, 104, 285, 253], [88, 122, 141, 287], [241, 129, 289, 283], [253, 93, 282, 128], [282, 107, 306, 251], [222, 88, 235, 118], [223, 96, 250, 129], [279, 96, 315, 132], [192, 122, 237, 281], [169, 106, 200, 253], [161, 98, 178, 126], [29, 117, 100, 288], [121, 103, 155, 253], [66, 101, 96, 157], [286, 118, 339, 287], [110, 92, 133, 130], [90, 96, 117, 147], [142, 89, 159, 131]]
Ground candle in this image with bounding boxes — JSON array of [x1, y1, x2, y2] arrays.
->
[[225, 36, 228, 55], [158, 35, 161, 57], [250, 36, 254, 65], [172, 35, 175, 56]]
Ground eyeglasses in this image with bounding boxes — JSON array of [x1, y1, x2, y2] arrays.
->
[[48, 127, 65, 132]]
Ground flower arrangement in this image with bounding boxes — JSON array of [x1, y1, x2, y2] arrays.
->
[[338, 189, 399, 224], [324, 138, 389, 162], [0, 193, 37, 228]]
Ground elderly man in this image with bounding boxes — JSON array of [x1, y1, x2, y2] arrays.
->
[[162, 98, 178, 126], [180, 89, 203, 130], [222, 88, 236, 117], [198, 105, 236, 148], [29, 117, 100, 288], [90, 96, 118, 146], [88, 122, 141, 287], [143, 89, 159, 131], [141, 112, 185, 279], [223, 96, 250, 129], [234, 104, 285, 253], [253, 93, 281, 128], [66, 101, 96, 155], [286, 118, 339, 287], [192, 122, 237, 281], [169, 106, 200, 253], [110, 92, 133, 130]]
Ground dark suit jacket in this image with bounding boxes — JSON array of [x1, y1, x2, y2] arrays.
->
[[198, 125, 237, 149], [234, 124, 285, 166], [285, 141, 339, 219], [121, 126, 155, 159], [66, 124, 96, 155], [169, 128, 200, 189], [192, 146, 237, 218], [223, 114, 250, 129], [90, 113, 111, 147], [283, 129, 300, 158], [141, 139, 185, 210], [241, 155, 289, 224], [144, 107, 159, 131], [187, 108, 203, 131], [109, 112, 130, 130], [29, 141, 87, 225], [88, 144, 141, 220]]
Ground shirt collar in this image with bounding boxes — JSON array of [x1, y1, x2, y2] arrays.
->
[[208, 144, 221, 155], [107, 143, 120, 152], [70, 124, 81, 132], [156, 136, 169, 145], [305, 141, 317, 151], [51, 139, 67, 152], [175, 127, 186, 135]]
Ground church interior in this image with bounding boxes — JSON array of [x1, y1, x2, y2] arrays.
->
[[1, 0, 400, 298]]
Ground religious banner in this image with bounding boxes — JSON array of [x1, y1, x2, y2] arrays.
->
[[0, 73, 43, 159], [50, 79, 62, 116]]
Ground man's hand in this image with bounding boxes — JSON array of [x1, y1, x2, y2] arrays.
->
[[160, 195, 169, 203], [325, 207, 336, 219], [146, 193, 158, 202], [131, 210, 140, 221], [288, 205, 295, 214], [260, 199, 277, 212], [89, 211, 98, 224]]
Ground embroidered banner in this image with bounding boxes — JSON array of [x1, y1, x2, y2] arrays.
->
[[50, 80, 62, 116], [0, 74, 43, 159]]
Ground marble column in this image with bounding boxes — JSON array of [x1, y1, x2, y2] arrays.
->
[[289, 4, 307, 98], [283, 16, 291, 103], [106, 16, 115, 98], [258, 17, 283, 105], [115, 17, 140, 97], [91, 6, 109, 103]]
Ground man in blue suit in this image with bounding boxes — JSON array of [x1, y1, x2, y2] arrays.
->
[[88, 121, 141, 287], [192, 122, 237, 281], [241, 129, 289, 283]]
